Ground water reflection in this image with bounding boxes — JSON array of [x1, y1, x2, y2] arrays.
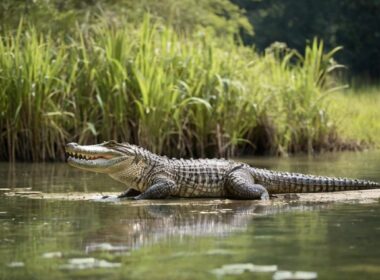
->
[[0, 195, 329, 251], [82, 200, 330, 249]]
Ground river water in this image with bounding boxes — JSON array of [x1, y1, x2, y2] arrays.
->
[[0, 151, 380, 279]]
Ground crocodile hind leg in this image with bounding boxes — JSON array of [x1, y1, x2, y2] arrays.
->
[[226, 170, 269, 200], [134, 179, 176, 200], [118, 188, 141, 199]]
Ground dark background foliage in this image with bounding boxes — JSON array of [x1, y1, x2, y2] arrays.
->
[[234, 0, 380, 79]]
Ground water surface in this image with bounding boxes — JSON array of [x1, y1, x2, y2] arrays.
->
[[1, 151, 380, 279]]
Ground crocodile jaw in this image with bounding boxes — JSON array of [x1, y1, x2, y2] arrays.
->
[[65, 142, 127, 173]]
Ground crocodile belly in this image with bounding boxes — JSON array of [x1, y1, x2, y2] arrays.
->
[[178, 183, 226, 198]]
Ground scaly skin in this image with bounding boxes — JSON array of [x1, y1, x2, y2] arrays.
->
[[65, 141, 380, 200]]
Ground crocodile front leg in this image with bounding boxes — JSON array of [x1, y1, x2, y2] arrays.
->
[[226, 169, 269, 200], [134, 179, 176, 200]]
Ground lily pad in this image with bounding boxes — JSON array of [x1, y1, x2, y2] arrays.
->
[[60, 257, 121, 270], [211, 263, 278, 276], [273, 270, 318, 280], [42, 251, 63, 259], [7, 261, 25, 268], [85, 243, 129, 254]]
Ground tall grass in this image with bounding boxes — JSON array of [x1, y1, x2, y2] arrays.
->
[[329, 87, 380, 148], [0, 26, 74, 161], [0, 18, 366, 161], [260, 40, 345, 154]]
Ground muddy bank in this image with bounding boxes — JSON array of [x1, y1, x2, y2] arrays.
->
[[3, 189, 380, 205]]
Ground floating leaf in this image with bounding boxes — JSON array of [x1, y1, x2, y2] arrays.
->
[[211, 263, 278, 276]]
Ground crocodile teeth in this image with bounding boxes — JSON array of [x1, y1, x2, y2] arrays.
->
[[67, 152, 103, 160]]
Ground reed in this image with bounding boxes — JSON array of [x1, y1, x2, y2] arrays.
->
[[0, 18, 370, 161], [0, 25, 74, 161], [261, 40, 345, 154]]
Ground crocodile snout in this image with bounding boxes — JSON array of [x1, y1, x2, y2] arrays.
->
[[65, 142, 78, 150]]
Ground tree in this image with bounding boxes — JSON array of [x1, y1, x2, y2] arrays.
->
[[0, 0, 252, 39], [234, 0, 380, 79]]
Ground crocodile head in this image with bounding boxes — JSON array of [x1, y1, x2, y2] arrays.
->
[[65, 140, 138, 173]]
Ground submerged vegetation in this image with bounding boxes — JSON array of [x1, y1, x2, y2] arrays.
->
[[0, 16, 378, 161]]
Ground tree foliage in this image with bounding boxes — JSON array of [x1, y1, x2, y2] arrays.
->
[[0, 0, 252, 38], [234, 0, 380, 79]]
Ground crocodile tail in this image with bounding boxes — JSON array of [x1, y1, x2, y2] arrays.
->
[[249, 167, 380, 194]]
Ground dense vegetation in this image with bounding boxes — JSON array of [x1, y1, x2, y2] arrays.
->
[[0, 1, 379, 161]]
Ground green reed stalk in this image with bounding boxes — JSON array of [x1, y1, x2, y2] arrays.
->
[[0, 25, 74, 161]]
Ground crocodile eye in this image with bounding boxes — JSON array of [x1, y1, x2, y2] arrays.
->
[[104, 140, 118, 146]]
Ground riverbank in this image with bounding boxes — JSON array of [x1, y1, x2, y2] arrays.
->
[[4, 189, 380, 205]]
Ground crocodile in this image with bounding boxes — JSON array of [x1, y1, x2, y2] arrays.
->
[[65, 141, 380, 200]]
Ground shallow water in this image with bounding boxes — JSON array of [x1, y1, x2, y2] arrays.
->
[[0, 151, 380, 280]]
